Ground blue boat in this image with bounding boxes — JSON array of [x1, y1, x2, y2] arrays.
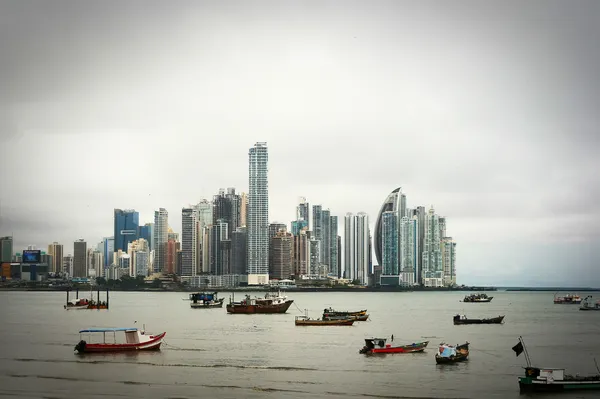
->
[[190, 292, 224, 308]]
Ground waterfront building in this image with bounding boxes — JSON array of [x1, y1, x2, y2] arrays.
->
[[422, 206, 443, 287], [247, 142, 269, 285], [138, 223, 153, 251], [293, 228, 310, 277], [73, 239, 87, 278], [0, 236, 12, 263], [153, 208, 168, 273], [442, 237, 457, 286], [296, 197, 310, 229], [181, 207, 199, 277], [269, 229, 293, 280], [400, 215, 419, 286], [230, 227, 247, 275], [344, 212, 370, 284], [47, 242, 63, 274], [374, 188, 406, 280]]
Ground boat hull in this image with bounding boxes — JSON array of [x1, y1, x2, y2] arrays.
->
[[463, 298, 493, 303], [435, 353, 469, 364], [75, 332, 166, 353], [227, 300, 293, 314], [361, 341, 429, 354], [519, 377, 600, 392], [454, 316, 505, 325], [580, 307, 600, 311], [64, 304, 90, 310], [191, 300, 224, 309], [295, 319, 355, 326]]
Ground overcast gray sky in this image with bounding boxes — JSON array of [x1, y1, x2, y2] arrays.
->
[[1, 0, 598, 286]]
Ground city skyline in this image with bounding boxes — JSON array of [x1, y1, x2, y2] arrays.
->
[[0, 1, 598, 287]]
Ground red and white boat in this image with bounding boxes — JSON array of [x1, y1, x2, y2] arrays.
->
[[359, 337, 429, 354], [74, 326, 166, 353], [65, 298, 91, 310]]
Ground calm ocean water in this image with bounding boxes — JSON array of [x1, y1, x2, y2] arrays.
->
[[0, 290, 599, 398]]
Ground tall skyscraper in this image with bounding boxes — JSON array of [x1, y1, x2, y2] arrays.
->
[[297, 197, 309, 228], [269, 230, 293, 280], [399, 215, 419, 285], [153, 208, 168, 274], [240, 192, 248, 227], [247, 142, 269, 285], [138, 223, 153, 251], [312, 205, 323, 256], [441, 237, 457, 286], [47, 242, 63, 274], [181, 207, 199, 277], [210, 219, 229, 275], [114, 209, 139, 252], [344, 212, 370, 284], [293, 228, 310, 277], [73, 239, 87, 278], [381, 211, 398, 276], [422, 206, 443, 286], [373, 187, 406, 274], [330, 215, 338, 277], [231, 227, 248, 275], [0, 236, 13, 263]]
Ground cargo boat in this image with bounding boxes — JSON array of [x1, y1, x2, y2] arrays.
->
[[226, 291, 293, 314]]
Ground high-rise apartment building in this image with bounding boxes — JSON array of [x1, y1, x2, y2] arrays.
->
[[374, 188, 406, 278], [399, 215, 419, 285], [293, 228, 310, 276], [297, 197, 309, 228], [138, 223, 153, 251], [0, 236, 13, 263], [114, 209, 139, 252], [441, 237, 457, 287], [181, 207, 199, 277], [210, 219, 229, 275], [47, 242, 63, 274], [240, 192, 248, 227], [422, 206, 443, 287], [330, 215, 339, 277], [269, 230, 293, 280], [231, 227, 247, 275], [344, 212, 370, 284], [381, 211, 398, 277], [312, 205, 323, 257], [153, 208, 168, 274], [247, 142, 269, 285], [73, 239, 87, 278]]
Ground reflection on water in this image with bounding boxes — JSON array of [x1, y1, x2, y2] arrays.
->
[[0, 290, 599, 398]]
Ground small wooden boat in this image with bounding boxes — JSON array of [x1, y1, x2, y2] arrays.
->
[[226, 291, 293, 314], [295, 315, 355, 326], [359, 338, 429, 354], [323, 313, 369, 321], [514, 336, 600, 392], [461, 293, 493, 303], [323, 307, 367, 317], [579, 296, 600, 311], [74, 326, 166, 353], [190, 292, 224, 308], [435, 342, 469, 364], [453, 314, 505, 325], [553, 293, 582, 304]]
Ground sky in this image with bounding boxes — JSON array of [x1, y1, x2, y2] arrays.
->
[[0, 0, 598, 287]]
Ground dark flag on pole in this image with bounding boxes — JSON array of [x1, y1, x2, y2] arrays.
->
[[512, 341, 524, 357]]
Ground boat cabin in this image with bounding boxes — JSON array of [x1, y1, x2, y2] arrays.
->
[[79, 327, 144, 344], [525, 367, 565, 381], [364, 338, 389, 349]]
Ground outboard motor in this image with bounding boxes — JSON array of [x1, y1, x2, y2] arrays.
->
[[74, 340, 87, 353]]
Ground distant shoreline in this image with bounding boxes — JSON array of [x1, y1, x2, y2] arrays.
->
[[1, 286, 599, 293]]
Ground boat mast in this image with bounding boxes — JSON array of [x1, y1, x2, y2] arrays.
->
[[519, 336, 532, 367]]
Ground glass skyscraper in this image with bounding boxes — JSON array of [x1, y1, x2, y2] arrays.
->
[[114, 209, 139, 252]]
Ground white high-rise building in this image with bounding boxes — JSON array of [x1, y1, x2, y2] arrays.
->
[[442, 237, 457, 286], [153, 208, 168, 274], [194, 199, 213, 275], [181, 207, 199, 277], [247, 142, 269, 285], [344, 212, 370, 284], [422, 206, 443, 287]]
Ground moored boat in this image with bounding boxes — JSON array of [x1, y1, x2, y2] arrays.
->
[[553, 293, 582, 304], [74, 326, 166, 353], [513, 336, 600, 392], [435, 342, 469, 364], [226, 291, 293, 314], [323, 307, 367, 316], [295, 315, 355, 326], [65, 298, 91, 310], [359, 338, 429, 354], [323, 313, 369, 321], [190, 292, 224, 308], [580, 296, 600, 311], [453, 314, 505, 325], [462, 293, 493, 303]]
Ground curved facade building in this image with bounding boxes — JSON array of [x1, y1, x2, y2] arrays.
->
[[373, 187, 406, 268]]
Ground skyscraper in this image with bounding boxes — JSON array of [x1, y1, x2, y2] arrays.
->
[[73, 239, 87, 278], [114, 209, 139, 252], [344, 212, 370, 284], [47, 242, 63, 274], [231, 226, 248, 275], [181, 207, 199, 277], [329, 215, 338, 277], [247, 142, 269, 285], [0, 236, 13, 263], [381, 211, 398, 277], [269, 230, 293, 280], [153, 208, 168, 274], [422, 206, 443, 286], [297, 197, 309, 228]]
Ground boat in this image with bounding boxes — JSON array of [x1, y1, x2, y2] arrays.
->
[[462, 293, 493, 303], [553, 293, 582, 304], [453, 314, 505, 325], [513, 336, 600, 392], [322, 307, 367, 316], [435, 342, 470, 364], [322, 313, 369, 321], [74, 326, 166, 353], [64, 298, 91, 310], [295, 313, 355, 326], [580, 296, 600, 311], [359, 338, 429, 354], [226, 291, 293, 314], [190, 292, 224, 308]]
